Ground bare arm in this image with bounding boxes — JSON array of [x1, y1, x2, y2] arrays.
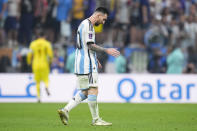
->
[[41, 0, 48, 23], [88, 43, 106, 53], [17, 0, 21, 20], [142, 5, 148, 24], [88, 44, 120, 57]]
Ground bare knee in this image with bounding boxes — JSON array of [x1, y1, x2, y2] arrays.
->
[[88, 87, 98, 95]]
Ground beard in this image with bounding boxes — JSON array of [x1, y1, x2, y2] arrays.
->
[[95, 22, 100, 26]]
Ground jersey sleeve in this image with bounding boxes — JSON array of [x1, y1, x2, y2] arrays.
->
[[85, 21, 95, 44]]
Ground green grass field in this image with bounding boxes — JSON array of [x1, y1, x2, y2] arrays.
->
[[0, 103, 197, 131]]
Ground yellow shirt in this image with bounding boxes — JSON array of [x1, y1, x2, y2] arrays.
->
[[73, 0, 84, 19], [27, 38, 53, 71], [94, 24, 103, 33]]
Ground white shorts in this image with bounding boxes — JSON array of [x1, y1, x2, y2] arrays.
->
[[76, 72, 98, 90]]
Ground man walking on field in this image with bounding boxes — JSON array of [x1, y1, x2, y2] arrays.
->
[[58, 7, 120, 126], [27, 30, 53, 103]]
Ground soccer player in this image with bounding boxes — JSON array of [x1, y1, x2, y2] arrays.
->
[[58, 7, 120, 126], [27, 30, 53, 103]]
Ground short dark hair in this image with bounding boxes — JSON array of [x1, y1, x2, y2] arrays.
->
[[38, 30, 45, 37], [95, 7, 109, 16]]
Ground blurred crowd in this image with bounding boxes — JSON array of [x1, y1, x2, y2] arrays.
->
[[0, 0, 197, 74]]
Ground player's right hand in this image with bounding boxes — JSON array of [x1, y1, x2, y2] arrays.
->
[[106, 48, 120, 57]]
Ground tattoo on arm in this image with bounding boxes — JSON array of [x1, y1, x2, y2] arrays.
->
[[88, 44, 106, 53]]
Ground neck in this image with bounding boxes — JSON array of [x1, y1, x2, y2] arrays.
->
[[88, 14, 97, 25], [38, 37, 45, 39]]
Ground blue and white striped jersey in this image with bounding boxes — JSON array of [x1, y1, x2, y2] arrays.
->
[[74, 19, 98, 74]]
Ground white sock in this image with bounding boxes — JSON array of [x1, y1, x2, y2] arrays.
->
[[88, 95, 99, 120], [64, 91, 87, 112]]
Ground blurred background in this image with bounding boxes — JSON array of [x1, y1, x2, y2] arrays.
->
[[0, 0, 197, 74]]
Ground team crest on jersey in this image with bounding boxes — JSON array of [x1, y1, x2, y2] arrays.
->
[[89, 33, 93, 39]]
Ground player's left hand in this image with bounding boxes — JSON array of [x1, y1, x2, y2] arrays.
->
[[106, 48, 120, 57]]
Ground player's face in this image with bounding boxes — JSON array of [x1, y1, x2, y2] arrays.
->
[[95, 13, 108, 26]]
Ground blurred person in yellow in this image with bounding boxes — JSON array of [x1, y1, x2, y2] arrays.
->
[[27, 30, 53, 102]]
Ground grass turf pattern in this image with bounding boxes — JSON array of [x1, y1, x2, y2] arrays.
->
[[0, 103, 196, 131]]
